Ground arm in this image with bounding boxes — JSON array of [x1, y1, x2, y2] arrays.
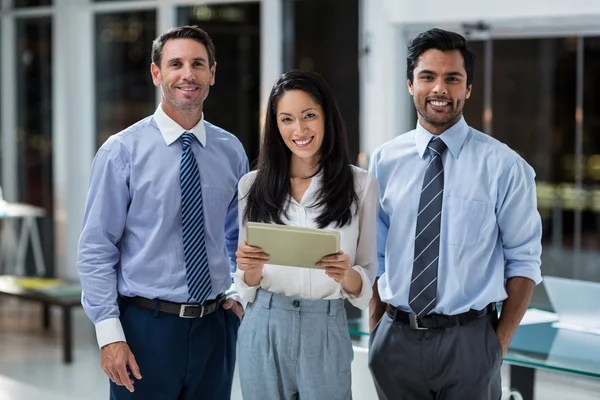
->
[[225, 152, 249, 274], [77, 142, 129, 348], [78, 141, 141, 392], [368, 152, 390, 332], [497, 277, 534, 356], [369, 206, 390, 332], [223, 152, 250, 316], [369, 278, 387, 332], [337, 174, 380, 309], [232, 172, 267, 304], [495, 158, 542, 355]]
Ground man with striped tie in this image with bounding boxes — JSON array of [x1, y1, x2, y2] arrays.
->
[[78, 26, 248, 399], [367, 29, 542, 399]]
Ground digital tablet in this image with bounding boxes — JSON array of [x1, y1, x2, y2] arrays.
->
[[246, 221, 340, 269]]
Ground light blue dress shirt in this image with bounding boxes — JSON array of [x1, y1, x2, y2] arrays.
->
[[369, 117, 542, 315], [78, 105, 249, 347]]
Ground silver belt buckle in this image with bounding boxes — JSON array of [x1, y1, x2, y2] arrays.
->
[[179, 304, 204, 318], [409, 314, 428, 330]]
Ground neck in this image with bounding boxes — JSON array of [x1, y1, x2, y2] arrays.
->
[[161, 102, 203, 131], [290, 155, 319, 179], [419, 114, 462, 136]]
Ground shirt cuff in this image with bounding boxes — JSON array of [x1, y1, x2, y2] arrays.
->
[[505, 261, 543, 285], [341, 265, 374, 310], [95, 317, 126, 349], [225, 282, 243, 305], [233, 268, 260, 307]]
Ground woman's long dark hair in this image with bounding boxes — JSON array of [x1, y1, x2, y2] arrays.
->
[[244, 70, 358, 228]]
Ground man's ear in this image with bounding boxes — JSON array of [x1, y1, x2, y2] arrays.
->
[[151, 63, 161, 87], [407, 79, 414, 96], [465, 84, 472, 99], [209, 61, 217, 86]]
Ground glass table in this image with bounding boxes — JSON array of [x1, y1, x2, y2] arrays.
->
[[348, 317, 600, 400]]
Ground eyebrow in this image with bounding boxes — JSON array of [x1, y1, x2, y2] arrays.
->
[[418, 69, 464, 77], [278, 108, 317, 116]]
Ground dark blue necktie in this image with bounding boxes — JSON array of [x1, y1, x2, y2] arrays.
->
[[180, 132, 211, 304], [409, 138, 447, 317]]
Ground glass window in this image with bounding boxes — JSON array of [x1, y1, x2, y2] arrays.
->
[[13, 0, 52, 7], [95, 11, 156, 148], [16, 17, 53, 275], [292, 0, 360, 162], [491, 38, 577, 307], [582, 36, 600, 275], [463, 40, 484, 131], [178, 3, 260, 162]]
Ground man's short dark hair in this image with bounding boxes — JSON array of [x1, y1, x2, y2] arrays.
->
[[152, 25, 216, 68], [407, 28, 475, 86]]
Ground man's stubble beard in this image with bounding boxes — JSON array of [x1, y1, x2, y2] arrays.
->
[[417, 99, 464, 128], [161, 84, 210, 111]]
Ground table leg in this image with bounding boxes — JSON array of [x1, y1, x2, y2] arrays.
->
[[62, 306, 73, 364], [510, 365, 535, 400], [28, 217, 46, 276], [16, 217, 30, 276], [0, 219, 18, 274], [42, 304, 51, 331]]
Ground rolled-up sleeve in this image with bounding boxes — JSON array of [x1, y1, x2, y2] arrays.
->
[[496, 158, 542, 284], [341, 174, 380, 309], [77, 139, 130, 348]]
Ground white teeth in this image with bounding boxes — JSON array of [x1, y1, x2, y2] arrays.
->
[[430, 100, 449, 106], [179, 88, 197, 92], [294, 137, 313, 145]]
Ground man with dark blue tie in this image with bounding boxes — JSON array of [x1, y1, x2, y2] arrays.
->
[[368, 28, 542, 399], [78, 25, 248, 399]]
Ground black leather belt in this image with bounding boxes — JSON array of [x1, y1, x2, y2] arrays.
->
[[125, 294, 225, 318], [387, 303, 496, 330]]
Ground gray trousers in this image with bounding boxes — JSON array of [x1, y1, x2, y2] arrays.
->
[[238, 289, 354, 400], [368, 310, 502, 400]]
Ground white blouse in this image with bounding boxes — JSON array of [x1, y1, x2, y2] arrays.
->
[[233, 166, 379, 310]]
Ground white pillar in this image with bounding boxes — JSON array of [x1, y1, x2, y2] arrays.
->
[[1, 8, 17, 202], [53, 0, 94, 279], [260, 0, 283, 131], [359, 0, 413, 164], [156, 3, 177, 105]]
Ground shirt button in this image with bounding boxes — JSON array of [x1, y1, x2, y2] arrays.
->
[[292, 300, 300, 308]]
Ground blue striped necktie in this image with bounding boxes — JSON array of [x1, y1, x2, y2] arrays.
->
[[180, 132, 212, 304], [409, 138, 447, 317]]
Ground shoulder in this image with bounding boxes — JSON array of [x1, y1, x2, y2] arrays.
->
[[351, 165, 373, 189], [97, 116, 155, 160], [350, 165, 379, 201], [204, 120, 247, 160], [467, 127, 532, 173], [370, 129, 416, 164], [238, 170, 258, 195]]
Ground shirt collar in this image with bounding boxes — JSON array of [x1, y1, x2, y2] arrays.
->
[[153, 103, 207, 147], [415, 116, 469, 159]]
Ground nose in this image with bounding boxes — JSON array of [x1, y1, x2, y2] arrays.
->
[[432, 78, 448, 95], [182, 64, 195, 80], [296, 119, 308, 133]]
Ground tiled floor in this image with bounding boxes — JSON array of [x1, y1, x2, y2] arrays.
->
[[1, 297, 599, 400], [0, 297, 244, 400], [0, 298, 108, 400]]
